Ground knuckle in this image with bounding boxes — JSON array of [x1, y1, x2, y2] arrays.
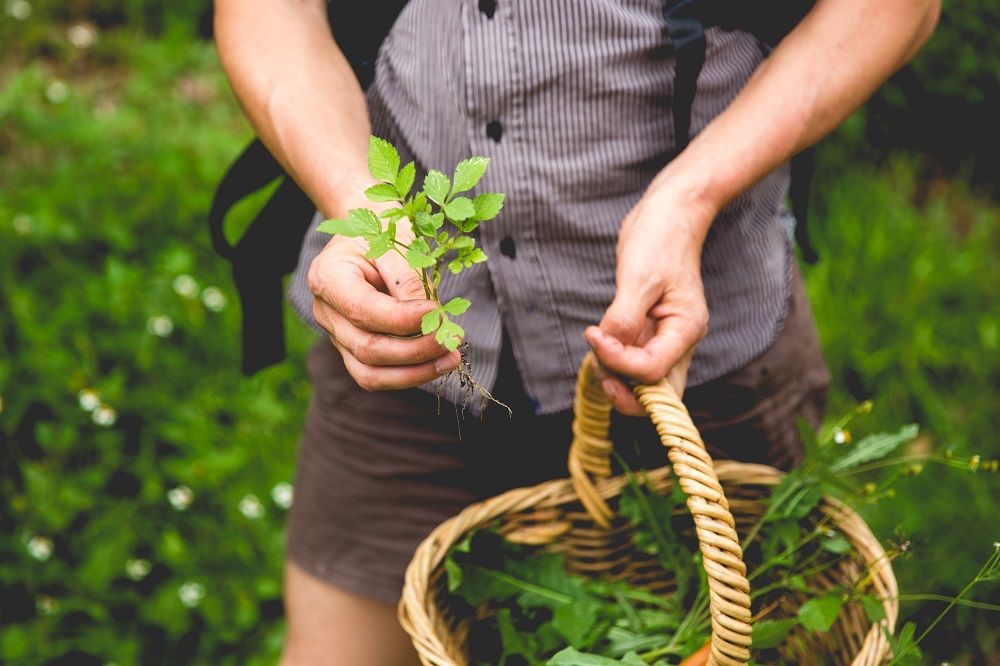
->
[[351, 332, 380, 365], [343, 299, 368, 328]]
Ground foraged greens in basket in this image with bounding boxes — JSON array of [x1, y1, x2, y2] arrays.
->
[[442, 406, 1000, 665]]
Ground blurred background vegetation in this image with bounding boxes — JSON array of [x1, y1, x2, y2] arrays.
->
[[0, 1, 997, 664]]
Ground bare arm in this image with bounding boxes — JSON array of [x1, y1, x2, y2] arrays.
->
[[214, 0, 371, 218], [588, 0, 941, 412], [214, 0, 460, 390]]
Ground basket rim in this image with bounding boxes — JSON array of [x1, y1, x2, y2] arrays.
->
[[399, 460, 900, 666]]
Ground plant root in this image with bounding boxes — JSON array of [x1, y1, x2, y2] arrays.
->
[[435, 342, 511, 436]]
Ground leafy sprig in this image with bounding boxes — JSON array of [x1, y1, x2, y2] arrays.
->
[[318, 136, 504, 352]]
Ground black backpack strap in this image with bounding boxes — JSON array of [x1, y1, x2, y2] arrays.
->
[[663, 0, 707, 151]]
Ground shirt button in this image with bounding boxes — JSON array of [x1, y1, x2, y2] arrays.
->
[[499, 236, 516, 259], [478, 0, 496, 18], [486, 120, 503, 143]]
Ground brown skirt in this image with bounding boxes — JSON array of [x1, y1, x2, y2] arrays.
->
[[285, 264, 830, 604]]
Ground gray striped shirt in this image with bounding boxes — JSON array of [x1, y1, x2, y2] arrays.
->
[[290, 0, 793, 415]]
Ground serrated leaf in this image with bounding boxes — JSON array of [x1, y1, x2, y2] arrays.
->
[[424, 169, 450, 205], [317, 208, 381, 237], [820, 533, 852, 554], [547, 648, 643, 665], [472, 192, 505, 221], [448, 258, 464, 274], [406, 238, 436, 269], [552, 603, 599, 648], [444, 197, 476, 221], [828, 424, 919, 472], [368, 135, 399, 183], [395, 161, 416, 198], [435, 317, 465, 351], [451, 156, 490, 194], [798, 593, 845, 632], [751, 618, 797, 649], [413, 211, 444, 237], [380, 207, 406, 220], [421, 309, 441, 335], [364, 183, 400, 202], [364, 232, 392, 259], [443, 297, 471, 315], [462, 247, 488, 265], [452, 236, 475, 249]]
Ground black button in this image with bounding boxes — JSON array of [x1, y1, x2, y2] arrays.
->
[[478, 0, 496, 18], [486, 120, 503, 143], [499, 236, 516, 259]]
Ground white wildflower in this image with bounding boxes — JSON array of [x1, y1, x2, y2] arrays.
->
[[146, 315, 174, 338], [5, 0, 31, 20], [92, 405, 117, 427], [167, 485, 194, 511], [125, 558, 151, 581], [13, 214, 33, 235], [201, 287, 227, 312], [172, 274, 199, 298], [28, 535, 53, 561], [78, 388, 101, 412], [36, 595, 58, 615], [238, 494, 264, 519], [178, 581, 205, 608], [66, 23, 96, 49], [271, 482, 293, 510], [45, 80, 69, 104]]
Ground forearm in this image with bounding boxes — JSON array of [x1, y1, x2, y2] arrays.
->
[[214, 0, 372, 217], [648, 0, 941, 232]]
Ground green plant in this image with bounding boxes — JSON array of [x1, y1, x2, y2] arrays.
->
[[317, 136, 507, 409], [442, 407, 1000, 665]]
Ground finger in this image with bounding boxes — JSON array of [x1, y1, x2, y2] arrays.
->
[[375, 249, 429, 301], [585, 314, 702, 385], [322, 308, 450, 366], [597, 281, 656, 345], [340, 349, 462, 392], [319, 262, 436, 336], [599, 376, 646, 416]]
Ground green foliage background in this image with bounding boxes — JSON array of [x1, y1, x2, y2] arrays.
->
[[1, 1, 997, 664]]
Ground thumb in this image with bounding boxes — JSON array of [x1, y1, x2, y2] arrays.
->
[[599, 287, 650, 345]]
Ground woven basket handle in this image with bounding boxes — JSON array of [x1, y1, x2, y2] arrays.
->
[[568, 352, 753, 666]]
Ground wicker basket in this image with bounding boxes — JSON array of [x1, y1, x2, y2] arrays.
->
[[400, 354, 899, 666]]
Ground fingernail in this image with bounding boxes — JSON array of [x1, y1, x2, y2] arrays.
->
[[601, 379, 618, 399], [435, 355, 460, 374]]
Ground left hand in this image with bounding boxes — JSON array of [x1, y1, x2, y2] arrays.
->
[[584, 185, 712, 415]]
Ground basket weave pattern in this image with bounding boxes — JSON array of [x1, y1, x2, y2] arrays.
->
[[400, 354, 898, 666]]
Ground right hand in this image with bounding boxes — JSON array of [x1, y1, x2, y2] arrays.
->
[[307, 228, 462, 392]]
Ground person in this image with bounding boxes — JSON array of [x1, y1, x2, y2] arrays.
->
[[214, 1, 940, 663]]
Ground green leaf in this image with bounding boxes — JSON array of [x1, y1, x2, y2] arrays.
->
[[380, 207, 407, 221], [448, 259, 464, 274], [798, 593, 845, 632], [884, 622, 922, 664], [316, 208, 382, 237], [395, 161, 416, 198], [547, 648, 643, 665], [751, 618, 797, 649], [423, 169, 450, 205], [859, 594, 886, 624], [452, 236, 475, 249], [364, 232, 392, 259], [820, 532, 853, 555], [444, 197, 476, 221], [442, 297, 471, 316], [406, 238, 436, 269], [421, 309, 441, 336], [828, 424, 919, 472], [451, 156, 490, 194], [552, 603, 599, 648], [461, 247, 488, 266], [364, 183, 400, 202], [413, 211, 443, 237], [436, 318, 465, 351], [368, 135, 399, 183], [472, 192, 505, 221]]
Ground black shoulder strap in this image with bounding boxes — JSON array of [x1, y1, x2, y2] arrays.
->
[[663, 0, 819, 263], [209, 1, 408, 375]]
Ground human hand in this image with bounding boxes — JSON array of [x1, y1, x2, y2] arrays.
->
[[584, 186, 712, 415], [307, 212, 462, 391]]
